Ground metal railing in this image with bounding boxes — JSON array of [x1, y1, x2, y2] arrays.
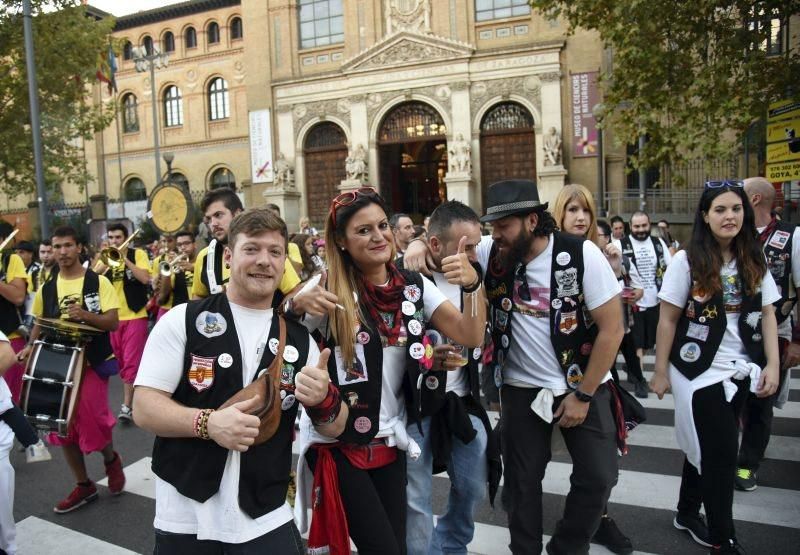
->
[[603, 189, 702, 217]]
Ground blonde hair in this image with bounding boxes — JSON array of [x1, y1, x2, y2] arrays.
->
[[552, 184, 598, 244]]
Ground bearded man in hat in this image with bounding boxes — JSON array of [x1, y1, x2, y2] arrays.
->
[[403, 180, 625, 554]]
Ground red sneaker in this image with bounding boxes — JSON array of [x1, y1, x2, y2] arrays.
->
[[105, 451, 126, 495], [54, 482, 98, 514]]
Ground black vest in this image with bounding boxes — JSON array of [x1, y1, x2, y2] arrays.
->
[[41, 270, 114, 367], [0, 252, 23, 335], [151, 294, 311, 519], [669, 275, 765, 380], [108, 248, 148, 314], [171, 269, 191, 307], [327, 269, 428, 444], [762, 220, 797, 324], [620, 235, 667, 291], [485, 233, 596, 389]]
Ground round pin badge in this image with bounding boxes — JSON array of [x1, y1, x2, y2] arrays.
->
[[556, 251, 571, 266], [404, 285, 421, 302], [402, 301, 416, 316], [501, 298, 513, 311], [425, 375, 439, 390], [679, 342, 701, 363], [284, 345, 299, 363], [699, 316, 706, 323], [501, 335, 510, 348], [580, 342, 593, 356], [407, 319, 422, 336], [409, 342, 425, 360], [281, 394, 296, 410], [552, 299, 563, 310], [217, 353, 233, 368], [473, 347, 482, 360], [357, 331, 370, 345], [268, 338, 279, 355], [354, 416, 372, 433], [752, 333, 762, 342], [280, 389, 287, 399]]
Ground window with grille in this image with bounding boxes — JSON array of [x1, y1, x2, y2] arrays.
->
[[124, 178, 147, 201], [163, 31, 175, 53], [208, 77, 229, 121], [207, 22, 220, 45], [480, 102, 534, 131], [210, 168, 236, 189], [379, 102, 446, 143], [122, 94, 139, 133], [475, 0, 530, 22], [185, 27, 197, 49], [164, 86, 183, 127], [231, 17, 243, 40], [298, 0, 344, 49]]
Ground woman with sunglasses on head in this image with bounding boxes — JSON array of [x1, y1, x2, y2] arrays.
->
[[650, 181, 780, 554], [293, 187, 486, 555]]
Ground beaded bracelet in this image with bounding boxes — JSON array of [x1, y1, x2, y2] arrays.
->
[[193, 408, 215, 440], [307, 384, 342, 426]]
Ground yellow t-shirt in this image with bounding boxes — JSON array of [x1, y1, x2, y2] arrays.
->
[[104, 248, 150, 320], [288, 242, 302, 265], [190, 245, 301, 298], [3, 253, 28, 339], [32, 272, 119, 320]]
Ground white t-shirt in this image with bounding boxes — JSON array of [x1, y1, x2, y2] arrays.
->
[[658, 250, 780, 364], [476, 234, 621, 389], [135, 302, 320, 543], [759, 226, 800, 340], [614, 236, 672, 308], [0, 331, 11, 414], [431, 271, 469, 397], [304, 275, 448, 445]]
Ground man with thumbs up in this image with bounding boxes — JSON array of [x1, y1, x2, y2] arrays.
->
[[133, 209, 333, 553]]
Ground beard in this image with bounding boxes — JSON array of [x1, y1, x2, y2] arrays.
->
[[497, 226, 534, 267], [632, 230, 650, 241]]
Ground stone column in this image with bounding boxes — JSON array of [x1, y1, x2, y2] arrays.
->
[[263, 186, 302, 232], [445, 82, 478, 206], [537, 71, 566, 204]]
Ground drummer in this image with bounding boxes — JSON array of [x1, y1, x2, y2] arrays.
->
[[19, 226, 127, 514]]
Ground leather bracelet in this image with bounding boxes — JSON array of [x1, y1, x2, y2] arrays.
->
[[308, 384, 342, 426], [573, 389, 593, 403], [462, 279, 482, 294]]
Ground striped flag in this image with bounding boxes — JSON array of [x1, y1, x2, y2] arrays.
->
[[96, 43, 117, 94]]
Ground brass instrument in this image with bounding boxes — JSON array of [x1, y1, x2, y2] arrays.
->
[[159, 253, 188, 276], [94, 229, 140, 272], [0, 229, 19, 250]]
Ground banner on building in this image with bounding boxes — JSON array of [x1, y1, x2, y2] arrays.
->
[[249, 109, 274, 184], [571, 71, 599, 158], [766, 98, 800, 181]]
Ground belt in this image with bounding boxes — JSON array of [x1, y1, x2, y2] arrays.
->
[[724, 303, 741, 313]]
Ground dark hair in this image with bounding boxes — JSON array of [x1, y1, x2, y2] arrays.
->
[[389, 213, 410, 229], [106, 223, 128, 238], [290, 233, 316, 279], [200, 187, 243, 215], [40, 239, 52, 247], [531, 207, 557, 238], [265, 203, 281, 216], [686, 186, 765, 297], [428, 200, 480, 240], [597, 220, 612, 238], [228, 209, 288, 249], [175, 230, 194, 241], [610, 215, 624, 226], [630, 210, 650, 224], [51, 226, 82, 244], [0, 221, 12, 239], [658, 219, 670, 226]]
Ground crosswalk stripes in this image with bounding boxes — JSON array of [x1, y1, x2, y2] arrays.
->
[[14, 363, 800, 554]]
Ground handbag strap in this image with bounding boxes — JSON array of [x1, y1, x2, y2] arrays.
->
[[266, 316, 287, 384]]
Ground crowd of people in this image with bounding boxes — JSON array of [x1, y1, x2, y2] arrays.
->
[[0, 175, 794, 555]]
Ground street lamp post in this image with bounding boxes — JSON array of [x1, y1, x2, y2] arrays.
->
[[163, 152, 174, 186], [592, 103, 607, 217], [132, 45, 169, 188]]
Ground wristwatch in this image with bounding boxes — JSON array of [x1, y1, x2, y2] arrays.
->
[[573, 388, 593, 403], [283, 297, 299, 320]]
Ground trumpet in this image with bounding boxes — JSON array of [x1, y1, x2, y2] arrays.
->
[[94, 229, 140, 272], [0, 229, 19, 251], [159, 253, 188, 276]]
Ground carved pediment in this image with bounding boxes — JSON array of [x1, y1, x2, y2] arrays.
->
[[341, 31, 474, 73]]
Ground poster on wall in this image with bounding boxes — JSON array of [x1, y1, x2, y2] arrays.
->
[[249, 109, 273, 183], [571, 71, 599, 158]]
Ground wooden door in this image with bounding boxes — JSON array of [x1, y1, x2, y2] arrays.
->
[[304, 123, 347, 227]]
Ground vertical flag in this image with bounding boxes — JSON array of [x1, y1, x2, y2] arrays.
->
[[96, 43, 117, 94]]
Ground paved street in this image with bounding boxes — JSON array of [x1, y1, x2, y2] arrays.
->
[[11, 357, 800, 554]]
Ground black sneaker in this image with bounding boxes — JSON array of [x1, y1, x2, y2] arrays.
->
[[674, 512, 713, 547], [710, 539, 746, 554], [634, 379, 649, 399], [734, 468, 757, 491], [592, 516, 633, 554]]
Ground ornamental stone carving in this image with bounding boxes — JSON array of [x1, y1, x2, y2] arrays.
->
[[357, 41, 457, 70], [292, 99, 341, 132], [447, 133, 472, 177], [366, 85, 450, 128], [345, 143, 369, 182], [385, 0, 431, 34], [470, 77, 541, 120], [274, 152, 295, 188], [543, 127, 563, 166], [539, 71, 562, 82]]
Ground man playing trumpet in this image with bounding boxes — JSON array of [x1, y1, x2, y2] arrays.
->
[[155, 231, 197, 318]]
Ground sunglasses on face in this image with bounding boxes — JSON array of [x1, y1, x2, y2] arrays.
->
[[704, 180, 744, 189], [330, 187, 378, 227]]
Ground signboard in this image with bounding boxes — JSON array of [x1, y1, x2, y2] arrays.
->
[[767, 117, 800, 144], [766, 161, 800, 181], [571, 71, 599, 157], [767, 140, 800, 164], [768, 99, 800, 122], [249, 109, 273, 184]]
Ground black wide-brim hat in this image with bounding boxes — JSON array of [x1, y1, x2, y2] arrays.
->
[[480, 179, 547, 223]]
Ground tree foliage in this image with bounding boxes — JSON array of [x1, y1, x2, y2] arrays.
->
[[0, 0, 116, 199], [532, 0, 800, 170]]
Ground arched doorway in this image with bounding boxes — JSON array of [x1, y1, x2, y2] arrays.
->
[[304, 122, 348, 227], [378, 102, 447, 219], [479, 102, 536, 207]]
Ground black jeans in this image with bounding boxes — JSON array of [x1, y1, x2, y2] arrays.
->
[[677, 379, 748, 545], [306, 445, 407, 555], [0, 404, 38, 447], [738, 339, 790, 471], [501, 384, 619, 555], [153, 520, 304, 554]]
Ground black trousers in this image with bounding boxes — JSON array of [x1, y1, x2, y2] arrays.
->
[[153, 520, 304, 554], [501, 384, 618, 555], [0, 404, 38, 447], [620, 332, 645, 383], [677, 379, 748, 546], [738, 339, 790, 471], [306, 445, 407, 555]]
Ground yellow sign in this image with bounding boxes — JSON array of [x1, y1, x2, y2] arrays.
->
[[769, 99, 800, 122], [766, 161, 800, 181], [767, 141, 800, 164], [767, 117, 800, 144]]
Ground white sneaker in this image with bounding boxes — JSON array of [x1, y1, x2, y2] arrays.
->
[[26, 440, 52, 463], [118, 404, 133, 423]]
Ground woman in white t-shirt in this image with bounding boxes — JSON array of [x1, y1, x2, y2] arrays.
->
[[295, 188, 486, 555], [651, 182, 780, 554]]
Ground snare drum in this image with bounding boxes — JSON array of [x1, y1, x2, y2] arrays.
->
[[21, 338, 86, 437]]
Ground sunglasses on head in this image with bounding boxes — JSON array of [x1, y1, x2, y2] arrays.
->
[[330, 186, 378, 227], [704, 180, 744, 189]]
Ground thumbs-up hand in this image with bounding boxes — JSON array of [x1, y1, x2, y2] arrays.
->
[[290, 272, 341, 317], [296, 348, 332, 407], [207, 395, 262, 452], [441, 236, 479, 287]]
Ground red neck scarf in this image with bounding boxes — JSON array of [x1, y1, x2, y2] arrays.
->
[[358, 264, 407, 345], [758, 217, 779, 245]]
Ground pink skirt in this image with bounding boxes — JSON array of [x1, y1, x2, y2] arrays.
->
[[48, 367, 115, 454]]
